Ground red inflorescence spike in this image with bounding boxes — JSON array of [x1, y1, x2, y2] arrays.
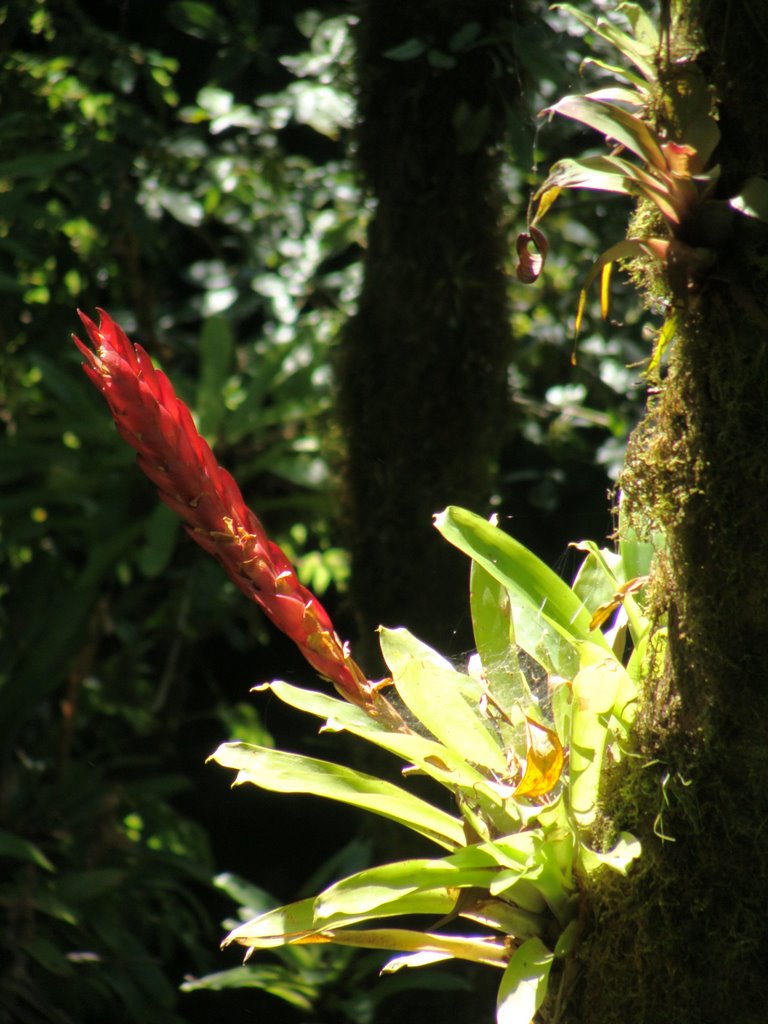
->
[[73, 309, 380, 712]]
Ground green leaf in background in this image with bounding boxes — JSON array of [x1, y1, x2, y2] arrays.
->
[[138, 503, 180, 578], [195, 314, 234, 440], [182, 964, 316, 1011], [0, 828, 55, 871], [209, 742, 466, 849], [496, 937, 554, 1024]]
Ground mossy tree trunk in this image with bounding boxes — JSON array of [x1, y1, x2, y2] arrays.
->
[[337, 0, 517, 664], [572, 4, 768, 1022]]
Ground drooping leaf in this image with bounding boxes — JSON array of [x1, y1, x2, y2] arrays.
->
[[543, 95, 667, 171], [181, 964, 316, 1011], [574, 237, 669, 335], [210, 742, 466, 849], [514, 226, 548, 283], [537, 153, 685, 225]]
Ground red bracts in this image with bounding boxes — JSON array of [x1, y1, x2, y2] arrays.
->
[[73, 309, 378, 710]]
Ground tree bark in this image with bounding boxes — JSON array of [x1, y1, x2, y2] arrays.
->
[[337, 0, 517, 665], [573, 4, 768, 1022]]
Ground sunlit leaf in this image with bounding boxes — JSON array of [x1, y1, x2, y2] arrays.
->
[[647, 313, 677, 377], [552, 3, 656, 81], [210, 743, 466, 849], [313, 849, 500, 919], [580, 57, 648, 91], [543, 95, 667, 171], [531, 185, 560, 225], [307, 926, 508, 967], [470, 560, 531, 712], [434, 508, 608, 680], [496, 938, 554, 1024], [579, 831, 642, 876], [381, 950, 454, 972], [259, 681, 489, 791], [569, 647, 630, 826], [380, 628, 508, 773], [599, 260, 613, 320], [224, 890, 460, 949]]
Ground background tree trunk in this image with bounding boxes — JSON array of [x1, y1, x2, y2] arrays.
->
[[338, 0, 518, 665], [573, 4, 768, 1021]]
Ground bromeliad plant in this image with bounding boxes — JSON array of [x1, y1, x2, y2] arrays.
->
[[74, 309, 654, 1023], [517, 2, 768, 365]]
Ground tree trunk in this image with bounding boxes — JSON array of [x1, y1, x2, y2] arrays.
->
[[337, 0, 517, 665], [573, 4, 768, 1022]]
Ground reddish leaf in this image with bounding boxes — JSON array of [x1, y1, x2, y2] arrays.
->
[[515, 226, 548, 284]]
